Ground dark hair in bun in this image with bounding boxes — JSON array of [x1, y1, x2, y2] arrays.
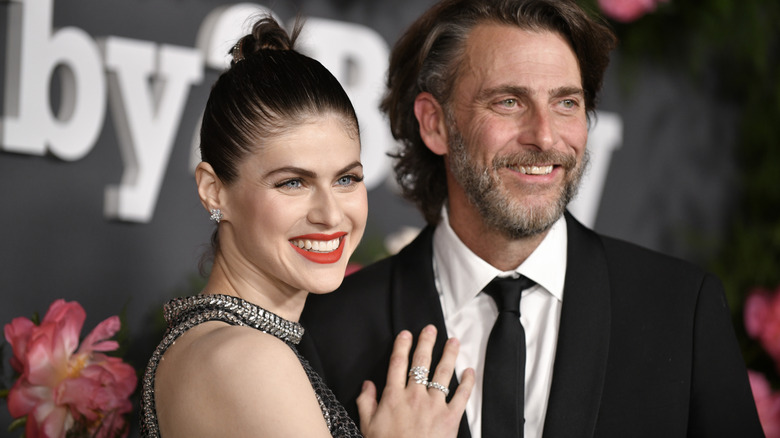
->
[[198, 16, 359, 269], [200, 16, 359, 184]]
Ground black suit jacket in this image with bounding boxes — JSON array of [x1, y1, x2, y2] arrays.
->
[[300, 213, 763, 437]]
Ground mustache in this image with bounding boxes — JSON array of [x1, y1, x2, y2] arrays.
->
[[492, 150, 577, 171]]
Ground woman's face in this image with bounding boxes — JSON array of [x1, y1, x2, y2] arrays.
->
[[218, 115, 367, 296]]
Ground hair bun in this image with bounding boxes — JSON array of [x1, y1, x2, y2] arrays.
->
[[230, 16, 302, 65]]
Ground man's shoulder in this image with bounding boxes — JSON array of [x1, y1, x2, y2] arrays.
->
[[567, 213, 708, 278], [593, 232, 718, 300], [338, 225, 436, 294], [301, 255, 398, 336], [338, 254, 397, 294], [599, 233, 706, 274]]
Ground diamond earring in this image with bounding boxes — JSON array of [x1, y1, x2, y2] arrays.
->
[[209, 209, 223, 223]]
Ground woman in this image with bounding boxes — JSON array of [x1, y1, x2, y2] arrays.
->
[[139, 16, 474, 438]]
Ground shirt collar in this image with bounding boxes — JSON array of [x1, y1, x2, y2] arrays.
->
[[433, 208, 567, 317]]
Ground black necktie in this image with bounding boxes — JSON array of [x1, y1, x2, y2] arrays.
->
[[482, 275, 534, 438]]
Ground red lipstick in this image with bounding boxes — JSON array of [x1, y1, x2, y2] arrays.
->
[[289, 232, 347, 264]]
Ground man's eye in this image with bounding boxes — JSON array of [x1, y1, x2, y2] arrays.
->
[[500, 99, 517, 108], [561, 99, 576, 108]]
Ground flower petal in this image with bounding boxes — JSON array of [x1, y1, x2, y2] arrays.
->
[[598, 0, 658, 23], [36, 402, 71, 438], [78, 315, 121, 354], [745, 291, 771, 338], [4, 316, 36, 373], [24, 327, 68, 387], [7, 380, 50, 418], [41, 300, 86, 358]]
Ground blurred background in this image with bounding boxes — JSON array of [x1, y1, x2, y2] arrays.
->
[[1, 0, 778, 436]]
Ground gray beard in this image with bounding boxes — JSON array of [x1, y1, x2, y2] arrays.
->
[[447, 128, 588, 240]]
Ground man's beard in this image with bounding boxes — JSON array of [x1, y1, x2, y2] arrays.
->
[[447, 127, 588, 240]]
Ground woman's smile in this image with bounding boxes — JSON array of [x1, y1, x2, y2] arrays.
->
[[289, 232, 347, 264]]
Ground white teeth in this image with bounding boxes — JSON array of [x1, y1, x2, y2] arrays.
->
[[517, 165, 553, 175], [292, 237, 341, 253]]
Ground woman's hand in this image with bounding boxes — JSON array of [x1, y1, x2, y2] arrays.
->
[[357, 324, 475, 438]]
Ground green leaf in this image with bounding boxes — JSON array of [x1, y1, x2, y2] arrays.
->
[[8, 416, 26, 433]]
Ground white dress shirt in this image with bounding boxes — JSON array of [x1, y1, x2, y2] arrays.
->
[[432, 209, 567, 438]]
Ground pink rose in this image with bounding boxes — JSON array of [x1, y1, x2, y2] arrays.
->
[[598, 0, 668, 23], [745, 286, 780, 369], [749, 370, 780, 437], [3, 299, 137, 438], [745, 291, 772, 337]]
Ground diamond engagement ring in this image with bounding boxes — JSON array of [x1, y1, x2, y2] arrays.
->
[[427, 381, 450, 396], [408, 366, 429, 385]]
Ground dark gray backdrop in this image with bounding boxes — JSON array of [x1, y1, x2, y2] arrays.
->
[[0, 1, 737, 436]]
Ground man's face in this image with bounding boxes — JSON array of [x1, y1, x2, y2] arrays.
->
[[445, 24, 589, 239]]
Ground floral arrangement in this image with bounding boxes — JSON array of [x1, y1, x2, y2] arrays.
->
[[746, 287, 780, 370], [745, 286, 780, 435], [597, 0, 668, 23], [581, 0, 780, 435], [2, 299, 137, 438]]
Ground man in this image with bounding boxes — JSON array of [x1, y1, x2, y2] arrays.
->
[[300, 0, 763, 436]]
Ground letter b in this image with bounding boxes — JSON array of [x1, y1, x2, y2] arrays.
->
[[0, 0, 106, 161]]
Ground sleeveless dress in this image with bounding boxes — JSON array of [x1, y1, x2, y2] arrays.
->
[[140, 294, 362, 437]]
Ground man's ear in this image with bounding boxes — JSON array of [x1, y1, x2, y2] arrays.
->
[[195, 162, 224, 214], [414, 92, 449, 156]]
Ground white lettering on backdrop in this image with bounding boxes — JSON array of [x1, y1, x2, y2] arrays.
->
[[569, 112, 623, 227], [0, 0, 105, 161], [102, 37, 203, 222], [0, 0, 622, 227]]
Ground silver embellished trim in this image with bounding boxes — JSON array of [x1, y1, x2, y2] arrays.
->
[[165, 294, 304, 344], [140, 294, 360, 437]]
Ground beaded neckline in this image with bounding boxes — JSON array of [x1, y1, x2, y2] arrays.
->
[[164, 294, 304, 344]]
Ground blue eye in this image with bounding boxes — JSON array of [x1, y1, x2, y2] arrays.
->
[[336, 175, 364, 186], [276, 179, 303, 189]]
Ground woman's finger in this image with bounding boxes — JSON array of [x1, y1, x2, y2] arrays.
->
[[408, 325, 437, 390], [385, 330, 413, 388], [448, 367, 475, 412], [357, 380, 378, 430], [427, 337, 459, 397]]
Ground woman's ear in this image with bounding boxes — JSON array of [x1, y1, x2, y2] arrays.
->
[[195, 162, 223, 213], [414, 92, 449, 156]]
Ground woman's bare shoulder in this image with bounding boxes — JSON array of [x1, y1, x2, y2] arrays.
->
[[154, 322, 331, 437]]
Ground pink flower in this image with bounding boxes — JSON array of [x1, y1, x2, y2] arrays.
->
[[3, 300, 137, 438], [745, 286, 780, 368], [598, 0, 669, 23], [749, 370, 780, 437]]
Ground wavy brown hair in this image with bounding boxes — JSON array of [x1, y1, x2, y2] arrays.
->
[[381, 0, 617, 224]]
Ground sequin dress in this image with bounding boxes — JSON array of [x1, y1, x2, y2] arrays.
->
[[140, 294, 362, 437]]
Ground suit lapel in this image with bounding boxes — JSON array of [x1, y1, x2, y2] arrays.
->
[[388, 226, 450, 362], [388, 225, 472, 438], [542, 213, 611, 437]]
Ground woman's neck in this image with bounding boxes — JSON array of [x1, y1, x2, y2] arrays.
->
[[202, 255, 308, 322]]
